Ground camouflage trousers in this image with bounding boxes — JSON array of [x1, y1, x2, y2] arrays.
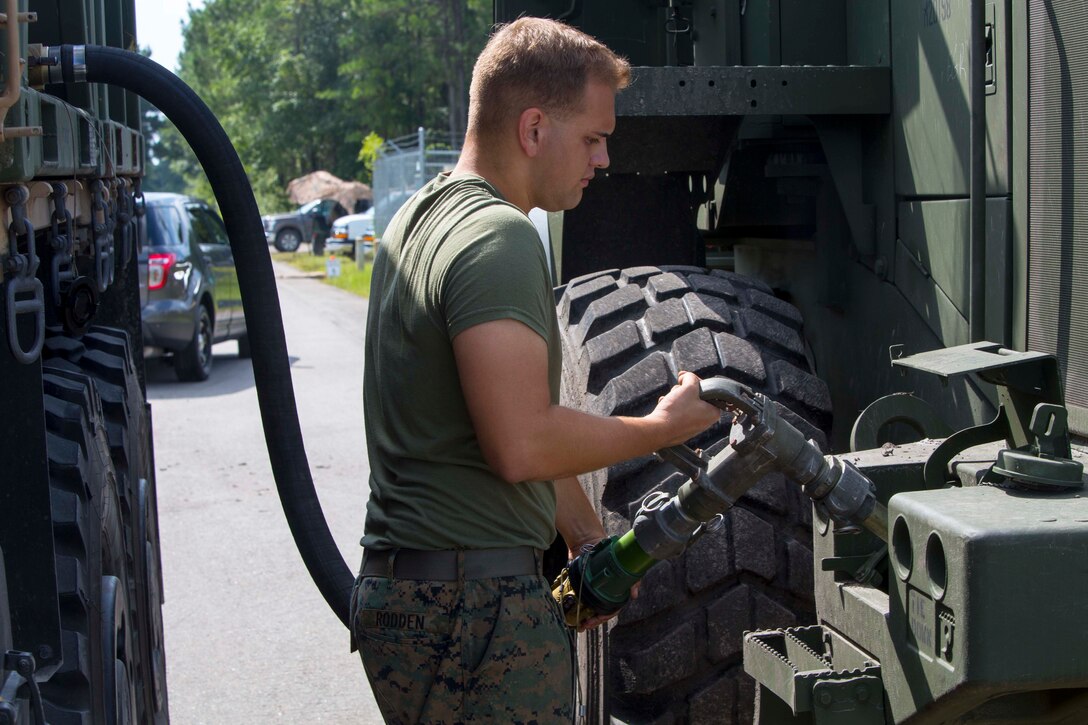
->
[[351, 569, 574, 724]]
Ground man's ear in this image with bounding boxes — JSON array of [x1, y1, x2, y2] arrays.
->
[[518, 107, 547, 158]]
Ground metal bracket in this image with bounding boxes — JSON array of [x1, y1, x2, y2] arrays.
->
[[812, 675, 885, 725], [821, 546, 886, 587], [892, 342, 1074, 488], [90, 179, 115, 292], [0, 650, 45, 725], [923, 409, 1009, 489], [48, 182, 75, 307], [115, 178, 135, 266], [0, 4, 42, 142], [3, 186, 44, 364]]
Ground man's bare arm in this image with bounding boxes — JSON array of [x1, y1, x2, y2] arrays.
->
[[554, 475, 606, 556], [452, 318, 719, 484]]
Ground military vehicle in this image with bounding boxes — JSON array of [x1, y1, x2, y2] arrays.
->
[[0, 2, 360, 721], [484, 1, 1088, 723], [0, 2, 171, 723]]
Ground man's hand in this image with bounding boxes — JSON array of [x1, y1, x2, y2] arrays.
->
[[561, 538, 641, 633], [646, 370, 723, 448]]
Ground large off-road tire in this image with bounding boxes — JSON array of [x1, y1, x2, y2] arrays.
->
[[40, 363, 106, 724], [40, 357, 134, 724], [43, 328, 170, 724], [557, 266, 832, 724]]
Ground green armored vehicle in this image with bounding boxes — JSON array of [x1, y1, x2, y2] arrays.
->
[[0, 2, 357, 722], [0, 1, 168, 723], [490, 1, 1088, 723]]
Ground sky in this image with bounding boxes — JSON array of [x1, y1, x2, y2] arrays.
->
[[133, 0, 205, 71]]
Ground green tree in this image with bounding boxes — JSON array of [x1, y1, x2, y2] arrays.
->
[[144, 0, 490, 212], [357, 131, 385, 185], [138, 45, 198, 197], [140, 103, 194, 194], [176, 0, 359, 211], [341, 0, 490, 141]]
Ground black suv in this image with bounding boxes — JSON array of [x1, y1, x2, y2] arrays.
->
[[139, 193, 248, 381]]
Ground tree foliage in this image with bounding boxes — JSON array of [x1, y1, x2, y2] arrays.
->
[[143, 0, 491, 213]]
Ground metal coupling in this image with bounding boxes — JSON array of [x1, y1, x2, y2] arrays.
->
[[819, 457, 889, 541], [29, 45, 85, 85], [632, 492, 703, 560], [69, 45, 88, 82]]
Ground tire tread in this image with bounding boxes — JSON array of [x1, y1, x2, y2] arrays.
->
[[558, 266, 830, 723]]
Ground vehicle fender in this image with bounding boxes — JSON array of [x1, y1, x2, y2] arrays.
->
[[188, 264, 213, 303]]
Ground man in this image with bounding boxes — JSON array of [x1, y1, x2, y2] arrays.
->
[[353, 17, 720, 724]]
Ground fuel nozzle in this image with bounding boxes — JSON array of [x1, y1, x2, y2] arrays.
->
[[551, 378, 890, 629]]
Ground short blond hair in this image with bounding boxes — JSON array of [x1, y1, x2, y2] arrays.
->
[[468, 17, 630, 140]]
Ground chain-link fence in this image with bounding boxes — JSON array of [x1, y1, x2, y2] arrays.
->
[[372, 128, 461, 237]]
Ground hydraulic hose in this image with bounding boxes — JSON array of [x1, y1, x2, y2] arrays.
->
[[73, 45, 354, 626]]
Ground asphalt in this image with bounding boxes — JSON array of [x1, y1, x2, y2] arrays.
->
[[148, 260, 383, 723]]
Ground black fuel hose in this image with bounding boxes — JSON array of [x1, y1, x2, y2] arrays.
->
[[74, 45, 355, 626]]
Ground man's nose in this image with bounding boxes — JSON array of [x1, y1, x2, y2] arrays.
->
[[592, 141, 609, 170]]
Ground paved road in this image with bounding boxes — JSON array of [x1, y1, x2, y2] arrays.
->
[[148, 261, 383, 723]]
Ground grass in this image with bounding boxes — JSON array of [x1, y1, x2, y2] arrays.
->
[[272, 250, 373, 298]]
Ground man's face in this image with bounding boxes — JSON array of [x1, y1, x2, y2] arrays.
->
[[533, 80, 616, 212]]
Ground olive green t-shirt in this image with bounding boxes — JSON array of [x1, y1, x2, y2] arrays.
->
[[361, 173, 561, 551]]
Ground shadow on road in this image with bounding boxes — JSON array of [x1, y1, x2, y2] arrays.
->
[[145, 344, 302, 400]]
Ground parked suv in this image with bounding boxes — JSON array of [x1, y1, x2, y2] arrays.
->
[[139, 192, 248, 381], [263, 198, 355, 252]]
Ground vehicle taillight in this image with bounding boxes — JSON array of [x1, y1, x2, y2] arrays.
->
[[148, 252, 177, 290]]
